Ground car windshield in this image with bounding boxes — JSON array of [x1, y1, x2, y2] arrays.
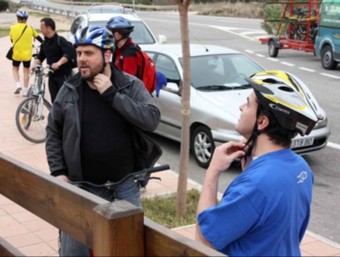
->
[[180, 54, 263, 90], [88, 20, 156, 45]]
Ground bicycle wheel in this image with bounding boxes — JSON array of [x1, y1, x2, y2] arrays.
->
[[15, 97, 51, 143]]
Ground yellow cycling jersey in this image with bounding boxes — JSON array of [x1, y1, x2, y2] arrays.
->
[[9, 23, 39, 61]]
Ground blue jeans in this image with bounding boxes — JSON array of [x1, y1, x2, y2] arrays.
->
[[59, 177, 141, 256]]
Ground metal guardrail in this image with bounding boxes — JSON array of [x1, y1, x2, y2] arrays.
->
[[19, 0, 178, 17], [52, 0, 178, 10]]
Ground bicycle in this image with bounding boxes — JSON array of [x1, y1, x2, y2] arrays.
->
[[285, 8, 308, 40], [15, 64, 52, 143], [285, 8, 318, 42]]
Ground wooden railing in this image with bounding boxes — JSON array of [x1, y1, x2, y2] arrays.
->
[[0, 152, 225, 256]]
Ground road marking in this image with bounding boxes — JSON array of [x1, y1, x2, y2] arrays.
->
[[327, 142, 340, 150], [210, 25, 265, 41], [240, 30, 266, 36], [281, 62, 295, 67], [256, 53, 266, 58], [244, 49, 255, 54], [267, 57, 280, 62], [299, 67, 316, 72], [320, 73, 340, 79]]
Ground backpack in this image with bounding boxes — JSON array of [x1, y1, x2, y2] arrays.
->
[[57, 35, 77, 68], [120, 44, 157, 94]]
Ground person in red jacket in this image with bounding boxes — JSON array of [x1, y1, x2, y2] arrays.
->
[[106, 16, 144, 82]]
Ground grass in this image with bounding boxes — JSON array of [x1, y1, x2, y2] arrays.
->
[[142, 188, 200, 228], [0, 28, 9, 37]]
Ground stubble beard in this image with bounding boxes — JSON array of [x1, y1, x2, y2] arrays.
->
[[80, 63, 105, 82]]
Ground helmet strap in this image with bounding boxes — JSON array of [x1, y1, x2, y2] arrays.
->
[[100, 51, 106, 74], [244, 104, 263, 158]]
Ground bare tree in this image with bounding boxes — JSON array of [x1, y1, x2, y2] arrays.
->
[[175, 0, 191, 218]]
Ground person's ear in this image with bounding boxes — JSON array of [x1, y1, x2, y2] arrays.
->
[[257, 115, 269, 130], [104, 49, 112, 64]]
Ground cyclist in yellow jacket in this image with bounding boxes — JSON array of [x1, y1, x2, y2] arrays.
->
[[9, 9, 43, 96]]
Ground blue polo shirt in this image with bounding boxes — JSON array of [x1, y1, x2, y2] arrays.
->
[[197, 148, 313, 256]]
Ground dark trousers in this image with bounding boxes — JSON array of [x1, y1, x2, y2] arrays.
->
[[48, 75, 68, 103]]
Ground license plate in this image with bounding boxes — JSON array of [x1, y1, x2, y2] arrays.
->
[[291, 138, 314, 148]]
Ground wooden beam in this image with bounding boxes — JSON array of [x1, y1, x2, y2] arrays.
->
[[144, 219, 226, 256], [0, 152, 224, 256], [0, 153, 110, 247]]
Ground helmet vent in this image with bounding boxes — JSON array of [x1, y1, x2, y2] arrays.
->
[[278, 86, 294, 92], [262, 78, 278, 83]]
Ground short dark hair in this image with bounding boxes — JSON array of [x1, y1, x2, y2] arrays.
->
[[17, 17, 27, 22], [259, 105, 297, 147], [40, 17, 56, 31]]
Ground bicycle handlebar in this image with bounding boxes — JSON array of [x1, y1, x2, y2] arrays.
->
[[31, 64, 53, 76], [70, 164, 170, 189]]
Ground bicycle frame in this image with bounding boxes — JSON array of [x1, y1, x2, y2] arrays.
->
[[28, 65, 52, 122]]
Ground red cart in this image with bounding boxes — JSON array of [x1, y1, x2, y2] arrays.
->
[[259, 0, 321, 57]]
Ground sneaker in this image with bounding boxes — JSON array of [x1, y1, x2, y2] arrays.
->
[[22, 88, 29, 97], [14, 87, 22, 94]]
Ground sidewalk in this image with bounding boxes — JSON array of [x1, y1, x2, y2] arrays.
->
[[1, 33, 340, 257]]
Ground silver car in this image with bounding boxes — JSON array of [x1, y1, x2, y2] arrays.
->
[[143, 44, 331, 168]]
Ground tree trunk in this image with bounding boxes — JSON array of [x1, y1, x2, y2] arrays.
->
[[175, 0, 191, 218]]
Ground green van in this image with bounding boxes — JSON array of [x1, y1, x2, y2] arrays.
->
[[314, 0, 340, 69]]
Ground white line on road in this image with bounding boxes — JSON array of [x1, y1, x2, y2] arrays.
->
[[210, 25, 256, 40], [244, 49, 255, 54], [256, 54, 266, 58], [267, 57, 280, 62], [299, 67, 316, 72], [240, 30, 266, 36], [320, 73, 340, 79], [281, 62, 295, 67], [327, 142, 340, 150]]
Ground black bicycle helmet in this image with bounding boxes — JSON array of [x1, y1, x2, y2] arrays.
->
[[16, 9, 28, 19], [74, 26, 114, 51], [106, 16, 134, 36], [246, 70, 322, 136]]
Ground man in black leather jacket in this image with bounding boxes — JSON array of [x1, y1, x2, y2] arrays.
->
[[45, 26, 161, 256]]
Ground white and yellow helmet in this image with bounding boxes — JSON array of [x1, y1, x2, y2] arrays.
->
[[246, 70, 323, 136]]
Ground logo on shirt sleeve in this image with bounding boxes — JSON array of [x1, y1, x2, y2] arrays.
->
[[297, 171, 308, 184]]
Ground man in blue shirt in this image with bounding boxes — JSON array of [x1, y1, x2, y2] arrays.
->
[[196, 70, 324, 256]]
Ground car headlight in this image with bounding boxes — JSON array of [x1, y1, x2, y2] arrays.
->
[[314, 116, 328, 129]]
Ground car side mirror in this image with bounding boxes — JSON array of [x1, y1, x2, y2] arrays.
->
[[158, 35, 167, 44], [164, 82, 181, 96]]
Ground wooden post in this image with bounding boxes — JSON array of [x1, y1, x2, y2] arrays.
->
[[93, 201, 144, 256]]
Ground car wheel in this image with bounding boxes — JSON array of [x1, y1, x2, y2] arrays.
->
[[191, 125, 215, 168], [268, 40, 279, 57], [321, 45, 338, 70]]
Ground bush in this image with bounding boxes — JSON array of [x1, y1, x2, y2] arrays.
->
[[0, 0, 9, 11], [261, 3, 285, 35]]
